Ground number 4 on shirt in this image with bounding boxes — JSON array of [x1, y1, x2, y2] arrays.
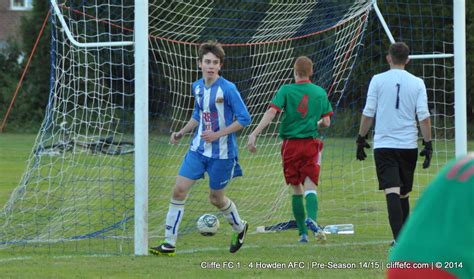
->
[[297, 95, 309, 118]]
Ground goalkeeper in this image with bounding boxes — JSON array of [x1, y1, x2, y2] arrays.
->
[[247, 56, 332, 243], [356, 42, 432, 246], [149, 41, 251, 256]]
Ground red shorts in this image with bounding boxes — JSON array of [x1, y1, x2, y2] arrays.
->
[[281, 138, 323, 186]]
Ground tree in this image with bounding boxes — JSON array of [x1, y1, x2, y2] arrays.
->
[[0, 1, 50, 132], [0, 42, 22, 129], [14, 1, 51, 131]]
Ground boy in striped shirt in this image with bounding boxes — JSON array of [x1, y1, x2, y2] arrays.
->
[[150, 41, 251, 256]]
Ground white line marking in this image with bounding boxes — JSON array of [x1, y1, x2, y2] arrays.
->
[[0, 240, 390, 262], [0, 256, 32, 263], [179, 240, 389, 254]]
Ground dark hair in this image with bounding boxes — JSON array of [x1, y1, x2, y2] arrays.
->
[[294, 56, 313, 77], [389, 42, 410, 65], [198, 40, 225, 63]]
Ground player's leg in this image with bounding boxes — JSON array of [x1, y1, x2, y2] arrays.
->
[[301, 139, 325, 240], [398, 149, 418, 224], [291, 184, 308, 242], [303, 178, 326, 241], [400, 194, 409, 224], [282, 139, 308, 241], [304, 181, 318, 222], [208, 157, 247, 253], [149, 175, 196, 256], [209, 189, 245, 233], [150, 151, 203, 256], [166, 176, 196, 244], [303, 139, 322, 222], [384, 187, 402, 242], [374, 148, 403, 243]]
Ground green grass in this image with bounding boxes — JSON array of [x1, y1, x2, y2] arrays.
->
[[0, 133, 472, 278], [0, 134, 37, 206]]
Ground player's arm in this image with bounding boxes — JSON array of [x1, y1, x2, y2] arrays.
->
[[356, 76, 377, 160], [318, 116, 330, 129], [419, 117, 431, 142], [201, 121, 245, 144], [318, 113, 332, 129], [359, 76, 378, 137], [416, 81, 432, 143], [358, 114, 374, 137], [416, 81, 432, 168], [247, 107, 279, 153], [171, 118, 199, 144], [318, 93, 333, 129], [201, 85, 251, 143]]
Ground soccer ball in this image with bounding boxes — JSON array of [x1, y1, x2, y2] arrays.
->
[[196, 214, 220, 236]]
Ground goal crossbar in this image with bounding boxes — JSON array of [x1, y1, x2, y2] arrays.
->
[[50, 0, 134, 48]]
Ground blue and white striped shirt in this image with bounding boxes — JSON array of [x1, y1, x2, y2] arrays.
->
[[190, 77, 251, 159]]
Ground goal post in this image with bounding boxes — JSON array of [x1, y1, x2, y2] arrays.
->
[[453, 0, 467, 158], [133, 0, 149, 256], [373, 0, 467, 158], [50, 0, 150, 255]]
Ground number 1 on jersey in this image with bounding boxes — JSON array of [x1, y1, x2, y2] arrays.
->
[[395, 83, 400, 109]]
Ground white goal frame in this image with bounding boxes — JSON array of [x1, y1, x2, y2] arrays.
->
[[373, 0, 467, 158], [49, 0, 466, 256], [49, 0, 149, 255]]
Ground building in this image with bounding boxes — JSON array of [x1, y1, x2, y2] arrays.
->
[[0, 0, 33, 47]]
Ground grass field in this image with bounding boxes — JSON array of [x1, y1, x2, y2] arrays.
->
[[0, 133, 472, 278]]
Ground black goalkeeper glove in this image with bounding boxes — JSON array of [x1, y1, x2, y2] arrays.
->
[[419, 140, 433, 169], [356, 134, 371, 161]]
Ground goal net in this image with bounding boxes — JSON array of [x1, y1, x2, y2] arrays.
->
[[0, 0, 456, 254]]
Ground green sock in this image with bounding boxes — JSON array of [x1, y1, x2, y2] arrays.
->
[[292, 194, 307, 235], [305, 192, 318, 221]]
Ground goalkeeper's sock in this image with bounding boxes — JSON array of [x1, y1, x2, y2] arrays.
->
[[400, 196, 410, 224], [220, 198, 245, 232], [292, 194, 307, 236], [385, 193, 403, 240], [164, 199, 186, 246], [304, 190, 318, 221]]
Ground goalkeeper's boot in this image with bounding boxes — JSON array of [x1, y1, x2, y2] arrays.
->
[[305, 218, 327, 242], [299, 233, 308, 243], [229, 221, 248, 253], [149, 242, 176, 256]]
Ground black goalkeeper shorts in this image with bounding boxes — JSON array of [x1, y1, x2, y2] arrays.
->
[[374, 148, 418, 195]]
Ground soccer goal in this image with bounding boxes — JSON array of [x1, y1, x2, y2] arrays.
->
[[0, 0, 466, 255]]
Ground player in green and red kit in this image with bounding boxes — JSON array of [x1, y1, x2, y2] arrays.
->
[[387, 153, 474, 279], [247, 56, 333, 242]]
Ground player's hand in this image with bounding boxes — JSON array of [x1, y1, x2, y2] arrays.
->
[[201, 130, 219, 143], [247, 134, 257, 153], [356, 134, 370, 161], [419, 140, 433, 169], [170, 131, 183, 144]]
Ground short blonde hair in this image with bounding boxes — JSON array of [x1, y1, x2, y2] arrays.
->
[[294, 56, 313, 77]]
